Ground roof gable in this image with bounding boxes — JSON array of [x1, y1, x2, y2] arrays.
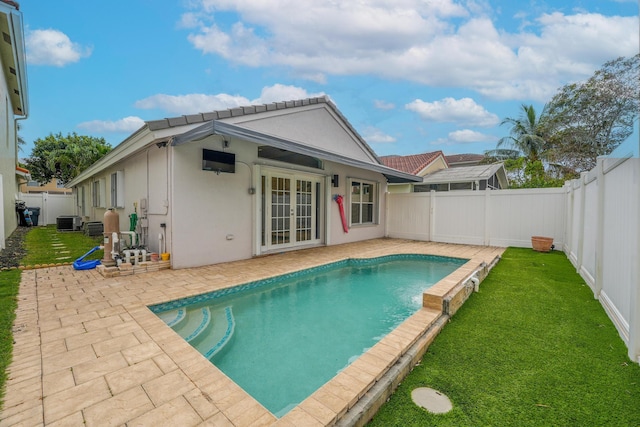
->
[[228, 104, 378, 164], [380, 151, 445, 175]]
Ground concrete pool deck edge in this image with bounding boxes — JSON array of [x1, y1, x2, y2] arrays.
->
[[2, 239, 505, 426]]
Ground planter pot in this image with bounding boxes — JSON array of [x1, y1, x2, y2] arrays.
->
[[531, 236, 554, 252]]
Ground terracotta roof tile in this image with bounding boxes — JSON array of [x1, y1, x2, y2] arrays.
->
[[379, 151, 444, 174]]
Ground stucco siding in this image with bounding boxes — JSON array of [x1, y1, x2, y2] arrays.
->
[[230, 106, 378, 164], [171, 139, 254, 268], [1, 66, 18, 245]]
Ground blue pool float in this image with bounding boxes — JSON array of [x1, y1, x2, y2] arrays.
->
[[73, 246, 102, 270]]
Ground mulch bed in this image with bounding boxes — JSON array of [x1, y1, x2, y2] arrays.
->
[[0, 226, 29, 269]]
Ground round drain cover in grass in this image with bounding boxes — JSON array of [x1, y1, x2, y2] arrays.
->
[[411, 387, 452, 414]]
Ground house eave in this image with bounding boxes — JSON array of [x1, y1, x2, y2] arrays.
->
[[172, 120, 422, 184], [0, 1, 28, 117]]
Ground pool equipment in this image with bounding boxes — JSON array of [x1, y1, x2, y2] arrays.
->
[[102, 208, 120, 265], [73, 246, 102, 270], [333, 194, 348, 233]]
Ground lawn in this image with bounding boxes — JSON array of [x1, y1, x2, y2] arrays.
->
[[368, 248, 640, 426], [0, 226, 102, 408], [21, 225, 103, 266]]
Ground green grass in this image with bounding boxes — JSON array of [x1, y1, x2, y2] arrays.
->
[[21, 225, 103, 266], [369, 248, 640, 426], [0, 269, 21, 407], [0, 225, 103, 408]]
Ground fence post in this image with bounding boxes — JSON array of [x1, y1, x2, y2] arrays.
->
[[575, 172, 587, 278], [429, 190, 436, 242], [594, 158, 605, 298], [484, 188, 490, 246], [564, 182, 572, 254]]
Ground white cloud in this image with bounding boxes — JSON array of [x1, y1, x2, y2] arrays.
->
[[182, 1, 638, 101], [374, 100, 395, 110], [256, 84, 325, 104], [135, 93, 251, 115], [405, 98, 499, 127], [26, 29, 92, 66], [447, 129, 496, 143], [362, 127, 396, 144], [77, 116, 145, 133], [134, 84, 325, 115]]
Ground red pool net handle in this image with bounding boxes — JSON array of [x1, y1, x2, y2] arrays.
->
[[333, 195, 348, 233]]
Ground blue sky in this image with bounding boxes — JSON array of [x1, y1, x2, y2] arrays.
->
[[19, 0, 639, 159]]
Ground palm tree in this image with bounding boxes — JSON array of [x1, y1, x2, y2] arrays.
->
[[496, 104, 550, 162]]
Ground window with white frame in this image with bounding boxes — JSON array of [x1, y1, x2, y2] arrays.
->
[[110, 171, 124, 208], [349, 179, 377, 225], [80, 186, 87, 216], [92, 178, 106, 208]]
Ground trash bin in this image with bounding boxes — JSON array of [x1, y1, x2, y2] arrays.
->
[[15, 201, 28, 226], [28, 207, 41, 226]]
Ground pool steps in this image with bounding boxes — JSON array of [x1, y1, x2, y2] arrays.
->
[[160, 306, 235, 359]]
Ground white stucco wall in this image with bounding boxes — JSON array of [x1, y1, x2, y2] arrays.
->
[[0, 67, 19, 246], [169, 135, 389, 268], [76, 145, 172, 256]]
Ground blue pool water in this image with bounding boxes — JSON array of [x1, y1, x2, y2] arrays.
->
[[150, 254, 467, 417]]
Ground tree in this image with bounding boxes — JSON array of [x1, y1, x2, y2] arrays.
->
[[493, 104, 551, 162], [484, 103, 563, 187], [545, 54, 639, 171], [25, 133, 112, 185]]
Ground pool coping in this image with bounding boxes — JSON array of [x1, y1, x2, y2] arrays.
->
[[3, 239, 505, 426]]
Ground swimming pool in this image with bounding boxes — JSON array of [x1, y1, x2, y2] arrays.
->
[[150, 254, 467, 417]]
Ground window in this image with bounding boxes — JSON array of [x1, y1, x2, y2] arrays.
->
[[349, 179, 377, 225], [258, 146, 323, 169], [27, 180, 39, 187], [111, 171, 124, 208], [80, 186, 87, 216], [92, 178, 106, 208]]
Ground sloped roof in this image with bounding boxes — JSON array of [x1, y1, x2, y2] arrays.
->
[[445, 153, 484, 165], [421, 163, 507, 186], [379, 151, 445, 174], [68, 96, 422, 186]]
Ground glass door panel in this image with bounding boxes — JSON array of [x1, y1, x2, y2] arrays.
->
[[263, 172, 321, 251], [271, 176, 291, 246]]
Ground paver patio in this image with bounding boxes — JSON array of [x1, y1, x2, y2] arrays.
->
[[2, 238, 504, 426]]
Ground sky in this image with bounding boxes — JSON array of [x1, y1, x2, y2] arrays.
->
[[18, 0, 640, 159]]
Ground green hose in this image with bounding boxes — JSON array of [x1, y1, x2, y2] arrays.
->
[[129, 212, 138, 232]]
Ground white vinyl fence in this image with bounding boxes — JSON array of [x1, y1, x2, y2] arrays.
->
[[564, 157, 639, 363], [17, 192, 76, 226], [387, 187, 566, 248], [385, 159, 640, 363]]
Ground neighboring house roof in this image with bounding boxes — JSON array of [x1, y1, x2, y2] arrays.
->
[[444, 153, 484, 166], [68, 96, 422, 187], [421, 163, 508, 188], [379, 151, 446, 175], [15, 165, 29, 180], [0, 0, 28, 116]]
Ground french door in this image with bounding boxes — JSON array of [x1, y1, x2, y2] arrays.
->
[[262, 172, 321, 251]]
